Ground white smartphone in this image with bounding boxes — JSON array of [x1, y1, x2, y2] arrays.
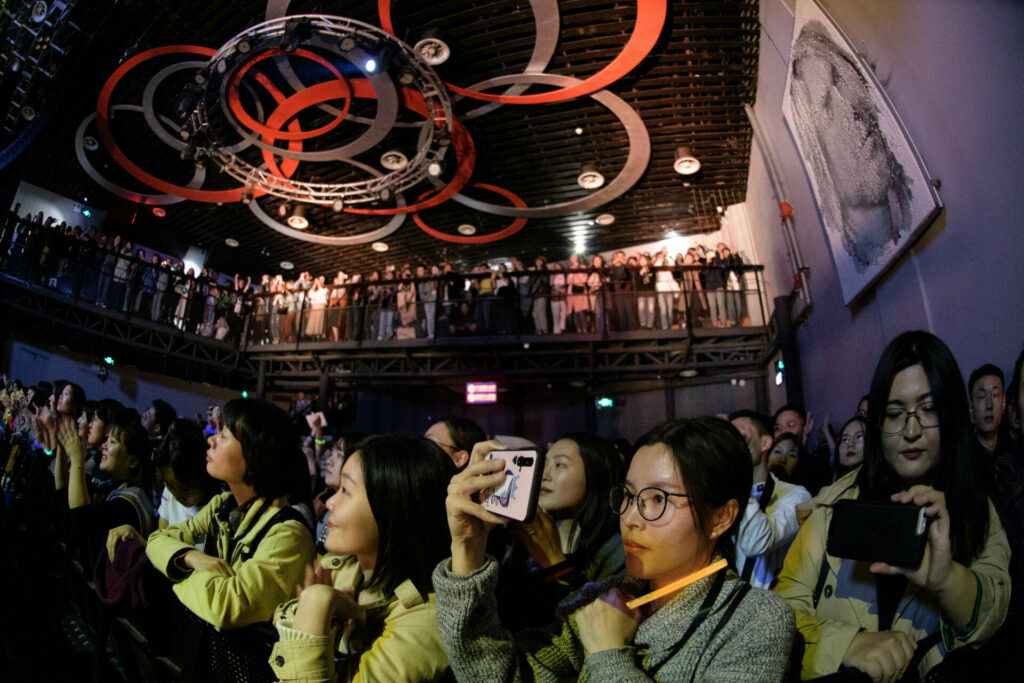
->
[[481, 449, 545, 523]]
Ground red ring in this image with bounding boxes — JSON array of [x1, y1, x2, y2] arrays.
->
[[96, 45, 261, 203], [412, 182, 527, 243], [378, 0, 666, 104], [227, 47, 351, 142]]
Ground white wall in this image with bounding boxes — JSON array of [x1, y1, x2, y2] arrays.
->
[[3, 339, 239, 421], [746, 0, 1024, 423], [12, 180, 106, 230]]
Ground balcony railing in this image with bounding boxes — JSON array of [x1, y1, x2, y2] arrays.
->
[[0, 216, 769, 355]]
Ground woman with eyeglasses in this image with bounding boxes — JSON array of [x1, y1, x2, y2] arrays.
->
[[834, 416, 867, 479], [776, 331, 1010, 681], [433, 418, 795, 681]]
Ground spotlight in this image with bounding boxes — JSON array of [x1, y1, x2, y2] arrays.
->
[[414, 29, 450, 66], [338, 36, 356, 52], [21, 106, 36, 121], [379, 187, 392, 201], [397, 67, 416, 86], [427, 159, 444, 177], [83, 136, 99, 151], [674, 146, 701, 175], [365, 58, 377, 72], [286, 205, 309, 230], [237, 39, 251, 54], [331, 199, 344, 212], [278, 203, 289, 218], [577, 163, 604, 190]]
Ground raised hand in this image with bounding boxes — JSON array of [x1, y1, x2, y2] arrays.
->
[[446, 439, 510, 575]]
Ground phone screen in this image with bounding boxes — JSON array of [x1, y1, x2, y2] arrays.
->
[[481, 450, 544, 523]]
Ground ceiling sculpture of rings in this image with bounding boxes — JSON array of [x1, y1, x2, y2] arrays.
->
[[83, 1, 665, 248]]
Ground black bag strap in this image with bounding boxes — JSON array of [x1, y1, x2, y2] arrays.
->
[[648, 569, 726, 676], [686, 582, 751, 683], [875, 574, 908, 632], [812, 550, 830, 609], [239, 506, 307, 562]]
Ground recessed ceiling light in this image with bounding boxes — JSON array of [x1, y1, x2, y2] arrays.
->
[[595, 213, 615, 225], [152, 207, 166, 218], [286, 215, 309, 229], [679, 368, 698, 378], [280, 261, 294, 270], [225, 238, 239, 247], [577, 164, 604, 190], [380, 150, 408, 170], [371, 242, 389, 252], [574, 127, 583, 135], [457, 224, 477, 235], [83, 136, 99, 151]]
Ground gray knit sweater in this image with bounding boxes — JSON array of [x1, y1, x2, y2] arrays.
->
[[433, 557, 795, 682]]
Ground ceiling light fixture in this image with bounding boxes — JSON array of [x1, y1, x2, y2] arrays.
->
[[414, 29, 450, 66], [83, 136, 99, 151], [331, 199, 344, 212], [279, 261, 294, 270], [380, 150, 408, 170], [457, 224, 477, 235], [577, 163, 605, 190], [152, 207, 166, 218], [674, 146, 701, 175], [224, 238, 239, 247], [371, 241, 389, 252], [286, 205, 309, 230], [574, 127, 583, 135], [595, 213, 615, 226]]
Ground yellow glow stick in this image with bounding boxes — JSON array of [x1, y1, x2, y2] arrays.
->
[[625, 558, 728, 610]]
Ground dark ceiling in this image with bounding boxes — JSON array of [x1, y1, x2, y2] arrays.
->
[[2, 0, 759, 279]]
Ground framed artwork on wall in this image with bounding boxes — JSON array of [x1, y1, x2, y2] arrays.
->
[[782, 0, 942, 305]]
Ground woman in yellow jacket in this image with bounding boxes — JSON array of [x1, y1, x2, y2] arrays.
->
[[269, 434, 456, 682], [775, 331, 1010, 681], [145, 398, 314, 629]]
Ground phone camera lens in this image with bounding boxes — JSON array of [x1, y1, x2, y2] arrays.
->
[[514, 456, 533, 467]]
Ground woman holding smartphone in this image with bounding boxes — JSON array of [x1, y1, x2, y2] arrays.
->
[[269, 435, 455, 682], [435, 418, 794, 681], [775, 331, 1010, 681], [494, 432, 625, 631]]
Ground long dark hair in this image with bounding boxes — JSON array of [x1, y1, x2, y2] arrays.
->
[[357, 434, 456, 597], [555, 432, 625, 567], [636, 417, 751, 569], [108, 418, 154, 492], [856, 331, 989, 563]]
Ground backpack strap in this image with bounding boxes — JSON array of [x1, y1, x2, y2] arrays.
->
[[238, 506, 308, 562]]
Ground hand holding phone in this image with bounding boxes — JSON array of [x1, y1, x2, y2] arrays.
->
[[827, 499, 928, 567], [481, 449, 545, 523]]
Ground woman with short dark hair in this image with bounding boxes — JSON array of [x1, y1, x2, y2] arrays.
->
[[145, 398, 314, 629]]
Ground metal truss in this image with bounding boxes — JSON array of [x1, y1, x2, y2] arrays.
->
[[251, 330, 771, 390], [0, 277, 257, 382], [1, 276, 770, 391]]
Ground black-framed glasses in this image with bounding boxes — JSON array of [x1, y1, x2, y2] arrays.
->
[[881, 403, 939, 434], [610, 484, 688, 521]]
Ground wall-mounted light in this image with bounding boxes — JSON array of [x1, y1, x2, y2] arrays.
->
[[674, 146, 701, 175]]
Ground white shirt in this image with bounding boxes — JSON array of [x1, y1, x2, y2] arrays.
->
[[735, 473, 810, 589]]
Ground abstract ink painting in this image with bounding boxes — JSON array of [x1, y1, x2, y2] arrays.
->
[[783, 0, 941, 304]]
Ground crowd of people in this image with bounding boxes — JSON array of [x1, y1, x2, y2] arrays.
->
[[1, 208, 760, 346], [2, 328, 1021, 681]]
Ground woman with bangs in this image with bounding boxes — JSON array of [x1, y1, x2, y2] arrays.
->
[[145, 398, 314, 629], [435, 417, 794, 681], [776, 331, 1010, 681], [269, 435, 454, 682], [56, 413, 155, 566]]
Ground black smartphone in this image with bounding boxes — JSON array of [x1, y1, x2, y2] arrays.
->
[[827, 499, 928, 567], [480, 450, 545, 523]]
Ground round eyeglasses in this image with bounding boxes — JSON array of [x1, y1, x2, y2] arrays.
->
[[610, 484, 688, 522], [881, 403, 939, 434]]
